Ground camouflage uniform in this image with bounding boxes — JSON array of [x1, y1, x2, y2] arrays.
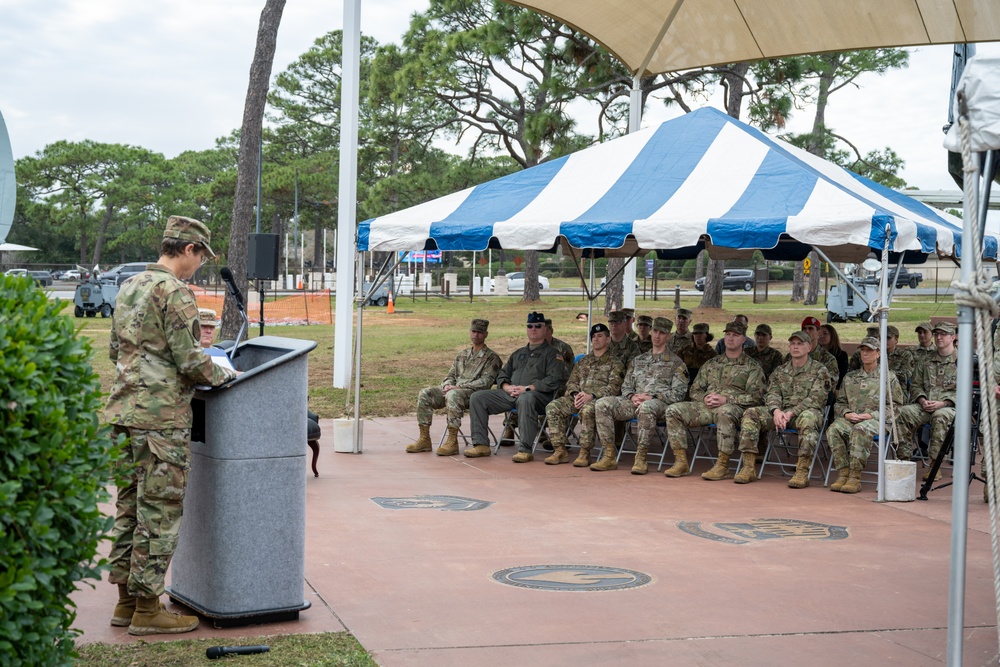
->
[[747, 346, 785, 379], [416, 345, 502, 428], [106, 261, 237, 598], [783, 346, 840, 383], [551, 336, 576, 377], [738, 358, 832, 456], [678, 342, 717, 381], [668, 331, 693, 355], [895, 349, 957, 460], [827, 367, 904, 468], [545, 351, 624, 452], [665, 352, 766, 455], [849, 346, 914, 388], [911, 345, 937, 372], [595, 350, 689, 453], [608, 335, 641, 369], [636, 337, 652, 354]]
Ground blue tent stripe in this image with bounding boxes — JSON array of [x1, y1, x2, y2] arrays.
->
[[358, 221, 371, 250]]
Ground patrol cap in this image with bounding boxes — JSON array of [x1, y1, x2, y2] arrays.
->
[[652, 316, 673, 333], [755, 323, 772, 336], [788, 330, 812, 344], [527, 311, 545, 324], [801, 316, 821, 329], [858, 336, 880, 350], [886, 325, 899, 338], [915, 321, 933, 332], [724, 321, 747, 336], [636, 315, 653, 326], [608, 310, 627, 323], [866, 326, 879, 336], [163, 215, 215, 258], [932, 321, 957, 335], [692, 323, 713, 341], [676, 308, 692, 319], [470, 318, 489, 333], [590, 323, 610, 337], [622, 308, 635, 319], [198, 308, 219, 328], [544, 318, 553, 327]]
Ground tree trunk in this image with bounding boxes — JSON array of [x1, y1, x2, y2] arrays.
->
[[604, 257, 624, 315], [91, 202, 114, 267], [804, 250, 821, 305], [221, 0, 286, 341], [791, 262, 805, 302], [522, 250, 540, 302], [699, 258, 725, 309], [313, 225, 322, 271], [694, 250, 706, 282]]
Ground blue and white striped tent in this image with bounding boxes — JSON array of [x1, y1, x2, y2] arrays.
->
[[359, 107, 997, 263]]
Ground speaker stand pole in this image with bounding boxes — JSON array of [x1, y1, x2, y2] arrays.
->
[[258, 280, 265, 336]]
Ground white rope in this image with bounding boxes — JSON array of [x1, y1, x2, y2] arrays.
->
[[952, 109, 1000, 646]]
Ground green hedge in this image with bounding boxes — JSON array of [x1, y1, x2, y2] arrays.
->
[[0, 275, 118, 665]]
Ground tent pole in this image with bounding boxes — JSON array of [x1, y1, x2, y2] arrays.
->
[[813, 248, 876, 309], [588, 258, 595, 354], [876, 231, 890, 501], [353, 253, 365, 453]]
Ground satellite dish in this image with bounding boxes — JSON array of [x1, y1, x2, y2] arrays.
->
[[0, 110, 14, 245]]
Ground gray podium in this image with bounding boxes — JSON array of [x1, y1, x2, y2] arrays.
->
[[167, 335, 317, 627]]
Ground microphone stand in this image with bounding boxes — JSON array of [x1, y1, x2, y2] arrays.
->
[[258, 279, 265, 337]]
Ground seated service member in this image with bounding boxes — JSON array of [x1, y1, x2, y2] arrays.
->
[[668, 308, 693, 353], [544, 318, 575, 376], [826, 336, 904, 494], [623, 308, 638, 341], [714, 314, 755, 354], [848, 325, 913, 388], [679, 322, 717, 382], [543, 323, 624, 466], [912, 322, 936, 365], [594, 317, 689, 474], [635, 315, 653, 353], [608, 310, 641, 368], [895, 321, 958, 478], [407, 318, 502, 456], [734, 331, 833, 487], [466, 312, 568, 462], [664, 321, 766, 480], [197, 308, 220, 348], [784, 316, 840, 383], [747, 323, 784, 379]]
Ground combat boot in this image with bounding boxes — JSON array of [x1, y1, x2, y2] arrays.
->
[[829, 466, 850, 492], [406, 424, 433, 453], [733, 452, 757, 484], [573, 444, 592, 467], [701, 452, 732, 480], [499, 423, 516, 446], [922, 465, 942, 482], [463, 444, 492, 458], [631, 446, 648, 475], [512, 449, 534, 463], [787, 455, 812, 488], [840, 458, 864, 494], [663, 448, 690, 477], [589, 446, 618, 471], [128, 596, 199, 636], [545, 445, 569, 465], [436, 426, 460, 456], [111, 584, 135, 627]]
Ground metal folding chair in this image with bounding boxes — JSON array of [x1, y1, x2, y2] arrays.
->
[[615, 418, 669, 470], [759, 392, 835, 481], [690, 423, 744, 475]]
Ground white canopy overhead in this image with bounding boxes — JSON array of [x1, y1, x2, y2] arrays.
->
[[0, 243, 37, 252], [0, 110, 15, 245], [504, 0, 1000, 76]]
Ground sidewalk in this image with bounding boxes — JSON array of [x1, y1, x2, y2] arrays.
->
[[73, 416, 999, 666]]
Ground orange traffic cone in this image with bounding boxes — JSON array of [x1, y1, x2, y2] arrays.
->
[[387, 290, 395, 314], [297, 277, 303, 290]]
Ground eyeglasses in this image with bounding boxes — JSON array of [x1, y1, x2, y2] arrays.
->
[[526, 323, 543, 329]]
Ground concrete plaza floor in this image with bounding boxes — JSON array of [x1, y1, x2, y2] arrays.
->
[[73, 415, 1000, 666]]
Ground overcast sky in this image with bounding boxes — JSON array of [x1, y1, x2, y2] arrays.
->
[[0, 0, 997, 193]]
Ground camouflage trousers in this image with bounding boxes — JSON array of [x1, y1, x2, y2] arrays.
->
[[545, 396, 598, 450], [108, 426, 191, 598], [826, 417, 879, 469], [664, 402, 746, 455], [895, 404, 955, 460], [416, 386, 474, 429], [738, 407, 823, 456], [595, 396, 669, 452]]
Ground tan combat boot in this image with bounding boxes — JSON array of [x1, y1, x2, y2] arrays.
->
[[733, 452, 757, 484], [406, 424, 433, 453], [545, 445, 570, 465], [922, 464, 942, 482], [839, 458, 864, 494], [631, 446, 648, 475], [573, 442, 592, 467], [589, 446, 618, 471], [111, 584, 135, 627], [500, 423, 516, 446], [787, 455, 812, 488], [512, 449, 534, 463], [829, 466, 850, 492], [463, 444, 492, 458], [436, 426, 460, 456], [128, 596, 199, 636], [663, 448, 690, 477], [701, 452, 732, 480]]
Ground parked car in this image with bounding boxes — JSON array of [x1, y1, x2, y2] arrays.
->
[[101, 262, 150, 286], [694, 268, 755, 291], [862, 266, 923, 289], [599, 276, 641, 290], [28, 270, 53, 287], [4, 268, 28, 278], [61, 269, 84, 281], [491, 272, 549, 291]]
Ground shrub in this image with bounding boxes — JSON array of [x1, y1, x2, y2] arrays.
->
[[769, 268, 784, 281], [0, 275, 118, 666], [663, 271, 679, 280], [680, 260, 698, 280]]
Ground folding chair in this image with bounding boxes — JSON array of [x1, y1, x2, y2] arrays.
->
[[615, 418, 669, 470], [759, 392, 835, 481], [690, 423, 743, 475], [823, 432, 890, 487], [530, 411, 580, 455], [438, 422, 498, 452]]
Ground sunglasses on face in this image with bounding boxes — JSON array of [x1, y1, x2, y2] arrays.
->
[[526, 323, 543, 329]]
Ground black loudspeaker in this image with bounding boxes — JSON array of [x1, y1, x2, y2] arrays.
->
[[247, 234, 279, 281]]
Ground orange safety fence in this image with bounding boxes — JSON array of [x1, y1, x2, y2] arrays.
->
[[191, 286, 332, 326]]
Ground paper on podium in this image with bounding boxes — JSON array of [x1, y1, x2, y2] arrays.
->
[[196, 347, 236, 390]]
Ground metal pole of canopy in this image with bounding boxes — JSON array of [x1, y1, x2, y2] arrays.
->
[[876, 231, 890, 501]]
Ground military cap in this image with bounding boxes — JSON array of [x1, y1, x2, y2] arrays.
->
[[590, 323, 610, 337], [858, 336, 880, 350], [801, 316, 821, 329], [915, 321, 933, 332], [636, 315, 653, 326], [652, 316, 673, 333], [932, 321, 957, 334], [608, 310, 627, 323], [470, 318, 489, 333], [788, 330, 812, 344], [544, 318, 553, 327], [676, 308, 692, 319], [755, 323, 772, 336], [866, 326, 880, 336], [198, 308, 219, 327], [692, 322, 714, 341], [527, 311, 545, 324], [622, 308, 635, 318], [886, 325, 899, 338], [724, 321, 747, 336], [163, 215, 215, 258]]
